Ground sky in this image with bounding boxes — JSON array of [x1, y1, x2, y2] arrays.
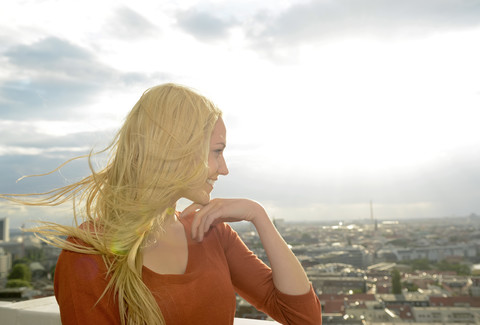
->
[[1, 0, 480, 228]]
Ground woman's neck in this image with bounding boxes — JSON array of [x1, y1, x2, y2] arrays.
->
[[143, 206, 178, 247]]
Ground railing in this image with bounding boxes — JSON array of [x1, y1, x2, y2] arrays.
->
[[0, 296, 279, 324]]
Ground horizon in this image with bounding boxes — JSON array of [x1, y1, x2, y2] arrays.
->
[[3, 210, 479, 231]]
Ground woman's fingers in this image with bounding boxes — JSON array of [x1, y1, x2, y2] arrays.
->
[[180, 202, 210, 240], [189, 199, 225, 241], [180, 202, 203, 218], [186, 198, 264, 242], [194, 201, 221, 241], [190, 203, 212, 240]]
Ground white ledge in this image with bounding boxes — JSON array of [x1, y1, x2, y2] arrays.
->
[[0, 296, 279, 324]]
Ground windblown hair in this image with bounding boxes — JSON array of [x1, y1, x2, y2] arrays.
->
[[1, 83, 222, 324]]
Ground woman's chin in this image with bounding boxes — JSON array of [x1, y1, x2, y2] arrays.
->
[[188, 192, 210, 206], [195, 196, 210, 205]]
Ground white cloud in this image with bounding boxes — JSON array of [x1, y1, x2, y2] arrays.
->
[[246, 0, 480, 47], [105, 6, 159, 40], [0, 37, 161, 120], [176, 8, 239, 41], [0, 146, 90, 156]]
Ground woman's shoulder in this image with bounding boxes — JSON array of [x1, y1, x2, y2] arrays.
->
[[58, 221, 107, 266], [62, 221, 97, 246]]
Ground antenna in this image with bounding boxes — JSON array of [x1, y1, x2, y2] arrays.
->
[[370, 200, 378, 232], [370, 200, 374, 221]]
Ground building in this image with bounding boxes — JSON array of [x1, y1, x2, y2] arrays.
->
[[376, 293, 429, 307], [312, 276, 366, 294], [470, 277, 480, 297], [377, 243, 477, 263], [293, 244, 369, 268], [429, 296, 480, 308], [412, 306, 480, 323], [0, 218, 9, 242], [0, 248, 12, 279], [345, 302, 402, 323]]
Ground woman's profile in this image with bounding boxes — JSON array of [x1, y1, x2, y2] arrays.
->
[[1, 84, 321, 324]]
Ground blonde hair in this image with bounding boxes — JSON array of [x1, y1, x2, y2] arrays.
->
[[1, 83, 222, 324]]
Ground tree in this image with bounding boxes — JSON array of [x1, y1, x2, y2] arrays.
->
[[49, 264, 56, 280], [391, 269, 402, 294], [403, 281, 419, 292], [436, 260, 471, 275], [6, 279, 32, 288], [410, 259, 431, 271], [8, 263, 32, 282], [12, 257, 30, 266], [25, 247, 45, 262]]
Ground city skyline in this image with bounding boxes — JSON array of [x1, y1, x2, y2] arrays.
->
[[1, 0, 480, 226]]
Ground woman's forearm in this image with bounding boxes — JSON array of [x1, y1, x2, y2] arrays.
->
[[252, 209, 311, 295]]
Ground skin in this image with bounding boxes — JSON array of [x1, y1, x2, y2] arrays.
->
[[180, 117, 312, 296], [181, 117, 229, 205]]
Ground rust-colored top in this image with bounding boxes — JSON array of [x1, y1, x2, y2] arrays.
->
[[54, 215, 321, 324]]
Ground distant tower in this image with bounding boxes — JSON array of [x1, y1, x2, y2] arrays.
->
[[370, 201, 378, 231], [370, 200, 373, 219], [0, 217, 9, 242]]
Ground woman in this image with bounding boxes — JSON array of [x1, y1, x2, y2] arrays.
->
[[3, 84, 321, 324]]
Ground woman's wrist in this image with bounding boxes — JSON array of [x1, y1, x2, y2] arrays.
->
[[250, 203, 272, 230]]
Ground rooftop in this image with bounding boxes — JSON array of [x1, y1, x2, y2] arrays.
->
[[0, 296, 279, 325]]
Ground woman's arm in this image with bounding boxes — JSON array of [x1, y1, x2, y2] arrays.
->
[[182, 198, 311, 295], [54, 248, 121, 324], [252, 209, 311, 295]]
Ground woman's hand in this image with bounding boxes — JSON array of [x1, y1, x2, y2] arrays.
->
[[180, 198, 267, 242]]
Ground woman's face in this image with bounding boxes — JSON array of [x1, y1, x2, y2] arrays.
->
[[183, 117, 229, 204]]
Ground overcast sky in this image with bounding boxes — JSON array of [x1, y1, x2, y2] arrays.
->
[[1, 0, 480, 228]]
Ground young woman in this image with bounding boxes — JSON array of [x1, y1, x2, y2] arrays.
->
[[2, 84, 321, 324]]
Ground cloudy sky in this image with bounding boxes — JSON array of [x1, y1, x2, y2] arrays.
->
[[1, 0, 480, 228]]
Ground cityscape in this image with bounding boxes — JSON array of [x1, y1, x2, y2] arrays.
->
[[1, 214, 479, 324]]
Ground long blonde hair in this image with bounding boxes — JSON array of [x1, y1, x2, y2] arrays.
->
[[1, 83, 222, 324]]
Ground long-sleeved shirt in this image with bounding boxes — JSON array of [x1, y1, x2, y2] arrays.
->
[[54, 214, 321, 324]]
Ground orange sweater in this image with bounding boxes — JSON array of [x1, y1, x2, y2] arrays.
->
[[54, 215, 321, 324]]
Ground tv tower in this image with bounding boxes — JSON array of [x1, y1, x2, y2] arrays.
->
[[370, 200, 378, 231]]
